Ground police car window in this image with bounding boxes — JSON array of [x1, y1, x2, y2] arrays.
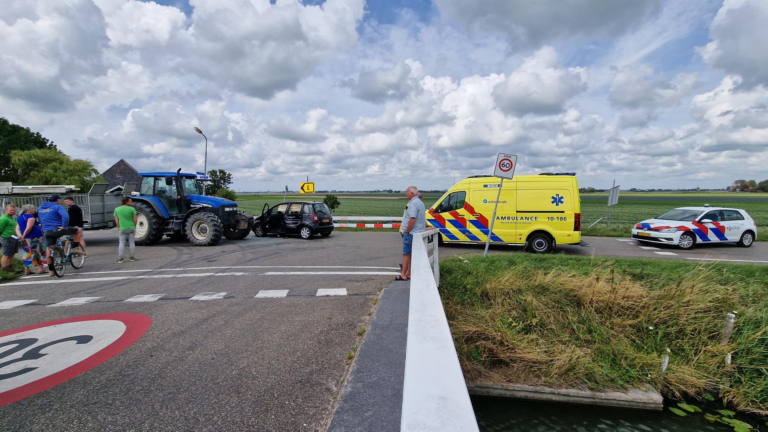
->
[[723, 210, 744, 221], [703, 211, 722, 222], [288, 204, 302, 215], [657, 209, 702, 221]]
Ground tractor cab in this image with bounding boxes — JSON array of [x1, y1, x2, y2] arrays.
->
[[130, 170, 253, 246]]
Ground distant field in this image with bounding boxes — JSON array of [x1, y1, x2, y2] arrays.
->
[[236, 193, 767, 239]]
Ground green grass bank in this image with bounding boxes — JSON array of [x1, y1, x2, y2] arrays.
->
[[440, 254, 768, 416]]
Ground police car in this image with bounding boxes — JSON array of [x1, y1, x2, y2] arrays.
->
[[631, 206, 757, 250]]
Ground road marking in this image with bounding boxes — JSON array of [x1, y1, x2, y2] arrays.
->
[[49, 297, 101, 307], [2, 271, 400, 286], [0, 300, 38, 310], [616, 239, 634, 242], [124, 294, 165, 303], [189, 292, 226, 301], [317, 288, 347, 297], [639, 246, 660, 250], [654, 252, 677, 256], [255, 290, 289, 298], [262, 272, 398, 276], [21, 265, 401, 279], [687, 258, 768, 264]]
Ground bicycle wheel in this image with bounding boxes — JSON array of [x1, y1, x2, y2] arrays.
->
[[52, 248, 66, 277], [70, 249, 85, 269]]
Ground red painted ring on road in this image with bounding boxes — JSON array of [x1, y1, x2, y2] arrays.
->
[[0, 313, 152, 407]]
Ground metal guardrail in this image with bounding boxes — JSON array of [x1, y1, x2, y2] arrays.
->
[[333, 216, 403, 229], [401, 229, 478, 431]]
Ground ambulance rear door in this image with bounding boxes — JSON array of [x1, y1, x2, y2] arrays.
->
[[516, 181, 574, 245]]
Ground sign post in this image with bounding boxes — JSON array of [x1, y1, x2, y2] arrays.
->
[[484, 153, 517, 258]]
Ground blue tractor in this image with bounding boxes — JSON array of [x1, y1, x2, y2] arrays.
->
[[131, 170, 253, 246]]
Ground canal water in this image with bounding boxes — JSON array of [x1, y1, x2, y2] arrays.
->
[[472, 396, 766, 431]]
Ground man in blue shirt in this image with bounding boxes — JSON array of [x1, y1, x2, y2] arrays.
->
[[396, 186, 426, 281], [38, 194, 84, 276]]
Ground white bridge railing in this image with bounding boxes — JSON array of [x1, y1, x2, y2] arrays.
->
[[401, 229, 478, 431]]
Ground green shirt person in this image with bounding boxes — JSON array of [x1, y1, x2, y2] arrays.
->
[[113, 197, 138, 263], [0, 204, 20, 273]]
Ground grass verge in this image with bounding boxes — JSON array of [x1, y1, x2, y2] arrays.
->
[[440, 254, 767, 416], [0, 258, 26, 284]]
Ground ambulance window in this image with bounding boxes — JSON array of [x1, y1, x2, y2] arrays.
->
[[723, 210, 744, 221], [438, 192, 465, 213]]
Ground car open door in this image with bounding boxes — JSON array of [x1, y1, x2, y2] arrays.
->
[[268, 203, 288, 234], [285, 203, 304, 233]]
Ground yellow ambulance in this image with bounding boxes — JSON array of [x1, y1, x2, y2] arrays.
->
[[427, 173, 582, 253]]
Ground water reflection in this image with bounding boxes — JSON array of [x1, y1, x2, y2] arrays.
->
[[472, 396, 754, 432]]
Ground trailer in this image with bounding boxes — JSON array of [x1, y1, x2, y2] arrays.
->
[[0, 183, 122, 230]]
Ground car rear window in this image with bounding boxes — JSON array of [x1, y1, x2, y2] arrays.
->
[[313, 203, 331, 215], [656, 209, 702, 221]]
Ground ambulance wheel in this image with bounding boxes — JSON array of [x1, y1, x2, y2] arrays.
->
[[527, 233, 553, 254], [737, 231, 754, 247], [678, 232, 696, 250]]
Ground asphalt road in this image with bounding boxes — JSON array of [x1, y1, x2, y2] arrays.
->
[[1, 230, 765, 431]]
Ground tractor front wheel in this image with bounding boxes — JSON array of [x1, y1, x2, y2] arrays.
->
[[134, 202, 165, 245], [186, 212, 224, 246], [223, 227, 250, 240]]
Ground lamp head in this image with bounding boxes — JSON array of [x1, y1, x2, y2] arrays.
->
[[194, 127, 203, 134]]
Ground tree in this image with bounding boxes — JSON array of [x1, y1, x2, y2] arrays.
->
[[206, 169, 233, 195], [0, 117, 57, 182], [323, 194, 341, 211], [757, 180, 768, 193], [215, 188, 237, 201], [11, 148, 99, 191]]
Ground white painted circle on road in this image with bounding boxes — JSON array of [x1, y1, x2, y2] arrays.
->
[[0, 313, 151, 407]]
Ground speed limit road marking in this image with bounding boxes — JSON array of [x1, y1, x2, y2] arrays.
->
[[0, 313, 151, 407]]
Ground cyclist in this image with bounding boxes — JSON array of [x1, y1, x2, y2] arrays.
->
[[38, 194, 84, 276]]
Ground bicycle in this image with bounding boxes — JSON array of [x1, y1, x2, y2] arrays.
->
[[49, 235, 85, 277]]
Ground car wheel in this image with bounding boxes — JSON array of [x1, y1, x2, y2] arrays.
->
[[737, 231, 754, 247], [300, 226, 313, 240], [527, 233, 553, 254], [253, 225, 266, 237], [678, 232, 696, 250]]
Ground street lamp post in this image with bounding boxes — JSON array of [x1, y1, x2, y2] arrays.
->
[[194, 127, 208, 195]]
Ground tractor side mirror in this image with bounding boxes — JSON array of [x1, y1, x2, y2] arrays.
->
[[165, 177, 173, 186]]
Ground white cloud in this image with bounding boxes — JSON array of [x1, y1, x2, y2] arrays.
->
[[609, 65, 699, 128], [434, 0, 661, 49], [699, 0, 768, 86], [493, 46, 587, 115], [346, 59, 422, 103]]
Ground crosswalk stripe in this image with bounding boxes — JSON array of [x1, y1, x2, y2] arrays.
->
[[255, 290, 290, 298], [316, 288, 347, 297], [189, 292, 227, 301], [639, 246, 660, 250], [0, 300, 38, 310], [49, 297, 101, 307], [124, 294, 165, 302]]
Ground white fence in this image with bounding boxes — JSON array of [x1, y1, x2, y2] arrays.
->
[[400, 229, 478, 431], [333, 216, 402, 229]]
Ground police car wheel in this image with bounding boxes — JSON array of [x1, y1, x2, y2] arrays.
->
[[528, 233, 553, 254], [678, 233, 695, 250], [737, 231, 754, 247]]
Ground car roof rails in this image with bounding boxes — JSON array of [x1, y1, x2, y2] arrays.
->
[[539, 172, 577, 176]]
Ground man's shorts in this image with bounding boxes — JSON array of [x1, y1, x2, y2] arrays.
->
[[1, 238, 18, 257], [402, 233, 413, 255], [44, 227, 79, 248]]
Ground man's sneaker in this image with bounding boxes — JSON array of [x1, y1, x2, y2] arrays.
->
[[129, 257, 135, 262], [116, 258, 125, 264], [49, 271, 55, 277]]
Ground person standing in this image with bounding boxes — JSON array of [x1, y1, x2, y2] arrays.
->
[[64, 197, 86, 256], [16, 204, 46, 275], [0, 204, 20, 273], [114, 197, 138, 263], [39, 194, 84, 276], [396, 186, 426, 281]]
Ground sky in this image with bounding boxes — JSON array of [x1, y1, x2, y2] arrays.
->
[[2, 0, 768, 192]]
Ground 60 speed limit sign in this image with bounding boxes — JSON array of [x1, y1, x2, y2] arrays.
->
[[493, 153, 517, 179]]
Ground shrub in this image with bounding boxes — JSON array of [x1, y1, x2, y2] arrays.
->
[[215, 188, 237, 201], [324, 194, 340, 210]]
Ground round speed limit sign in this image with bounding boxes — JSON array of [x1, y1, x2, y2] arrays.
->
[[493, 153, 518, 179]]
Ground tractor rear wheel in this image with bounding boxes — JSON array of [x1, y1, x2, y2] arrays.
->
[[186, 212, 224, 246], [223, 227, 250, 240], [134, 202, 165, 245]]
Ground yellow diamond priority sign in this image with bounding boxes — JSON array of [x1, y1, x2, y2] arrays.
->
[[300, 182, 315, 194]]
